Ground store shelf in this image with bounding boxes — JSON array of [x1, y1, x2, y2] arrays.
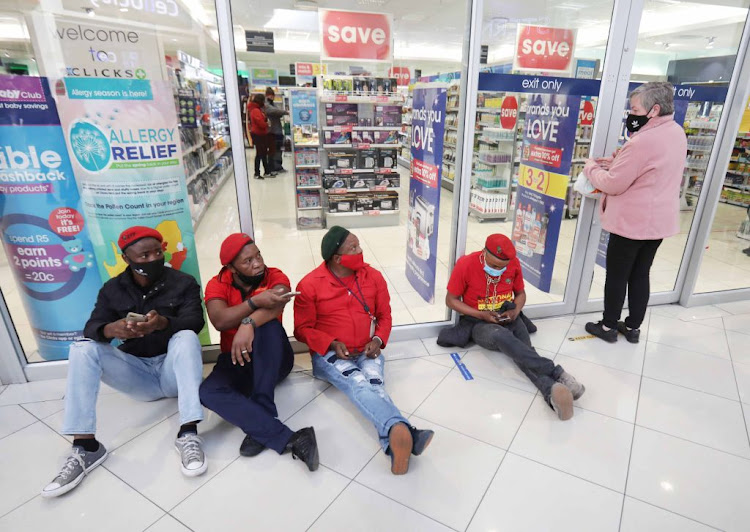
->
[[320, 94, 404, 104], [325, 188, 400, 193], [297, 206, 323, 211], [477, 158, 512, 166], [397, 155, 410, 168], [182, 142, 205, 156], [724, 184, 750, 192], [719, 199, 750, 207], [687, 146, 713, 152], [186, 162, 212, 185], [476, 107, 504, 113], [441, 177, 454, 192], [192, 165, 233, 229], [322, 144, 400, 149], [296, 164, 321, 169], [469, 208, 508, 221], [327, 210, 400, 217], [575, 139, 592, 144], [322, 126, 401, 131], [214, 146, 230, 159], [297, 185, 322, 190]]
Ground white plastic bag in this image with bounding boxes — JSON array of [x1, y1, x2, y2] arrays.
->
[[573, 170, 602, 199]]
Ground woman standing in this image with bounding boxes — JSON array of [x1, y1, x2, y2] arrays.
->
[[247, 93, 275, 179], [584, 82, 687, 344]]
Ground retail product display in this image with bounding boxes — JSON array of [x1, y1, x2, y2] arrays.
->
[[168, 51, 232, 229], [398, 88, 413, 168], [441, 83, 460, 192], [723, 132, 750, 208]]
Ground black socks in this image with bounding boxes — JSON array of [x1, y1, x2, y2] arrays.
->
[[178, 423, 198, 439], [73, 438, 100, 453]]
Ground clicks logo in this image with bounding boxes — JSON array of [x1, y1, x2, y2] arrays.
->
[[70, 121, 110, 172]]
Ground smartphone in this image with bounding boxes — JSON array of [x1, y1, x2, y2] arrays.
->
[[126, 312, 147, 323], [283, 291, 302, 298]]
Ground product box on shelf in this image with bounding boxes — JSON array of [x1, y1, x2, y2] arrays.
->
[[359, 192, 399, 211], [375, 174, 400, 188], [352, 130, 376, 145], [374, 130, 399, 144], [297, 212, 325, 229], [327, 151, 356, 170], [324, 175, 350, 190], [297, 191, 321, 209], [329, 193, 358, 213], [378, 148, 397, 168], [324, 130, 352, 145], [357, 149, 378, 169], [325, 103, 358, 126], [375, 105, 401, 127], [295, 148, 319, 166], [297, 169, 321, 187], [357, 104, 374, 126], [349, 176, 379, 190]]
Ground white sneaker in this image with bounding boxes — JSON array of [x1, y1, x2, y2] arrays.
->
[[175, 433, 207, 477], [42, 444, 108, 498]]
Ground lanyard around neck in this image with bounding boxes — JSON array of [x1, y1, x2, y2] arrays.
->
[[330, 268, 373, 318]]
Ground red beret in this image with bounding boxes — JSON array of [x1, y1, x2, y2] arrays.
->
[[118, 226, 163, 251], [485, 234, 516, 261], [220, 233, 254, 265]]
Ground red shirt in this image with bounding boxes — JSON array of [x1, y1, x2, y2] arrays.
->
[[447, 251, 525, 311], [204, 267, 290, 353], [294, 262, 392, 355]]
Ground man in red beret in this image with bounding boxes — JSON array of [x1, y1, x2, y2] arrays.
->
[[43, 226, 207, 498], [199, 233, 319, 471], [445, 233, 585, 421]]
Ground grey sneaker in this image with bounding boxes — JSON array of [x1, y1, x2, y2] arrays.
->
[[41, 444, 108, 498], [557, 371, 586, 400], [550, 383, 574, 421], [175, 433, 207, 477]]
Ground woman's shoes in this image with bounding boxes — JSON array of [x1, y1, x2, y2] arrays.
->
[[264, 172, 277, 178], [254, 174, 264, 180]]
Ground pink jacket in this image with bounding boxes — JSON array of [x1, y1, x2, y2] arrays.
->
[[584, 114, 687, 240]]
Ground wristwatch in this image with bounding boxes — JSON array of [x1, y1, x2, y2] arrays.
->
[[241, 316, 256, 329]]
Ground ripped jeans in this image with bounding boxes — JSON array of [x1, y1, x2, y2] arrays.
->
[[311, 351, 409, 452]]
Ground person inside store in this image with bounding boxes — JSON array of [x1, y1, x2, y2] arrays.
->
[[198, 233, 319, 471], [443, 234, 585, 421], [293, 226, 434, 475], [583, 81, 687, 344], [247, 93, 276, 179], [42, 226, 207, 498], [265, 87, 289, 173]]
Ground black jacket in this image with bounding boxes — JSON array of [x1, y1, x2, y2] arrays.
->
[[83, 267, 205, 358]]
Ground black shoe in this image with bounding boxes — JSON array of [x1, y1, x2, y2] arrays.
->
[[409, 426, 434, 456], [239, 434, 265, 457], [617, 322, 641, 344], [286, 427, 319, 472], [585, 321, 618, 343], [254, 174, 264, 180], [276, 167, 287, 173], [264, 172, 277, 177], [386, 422, 413, 475]]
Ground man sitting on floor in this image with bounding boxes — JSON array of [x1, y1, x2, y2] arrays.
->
[[43, 226, 207, 498], [294, 226, 433, 475], [199, 233, 318, 471], [444, 234, 585, 420]]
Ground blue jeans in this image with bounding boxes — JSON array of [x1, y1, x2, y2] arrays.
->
[[311, 351, 408, 452], [62, 330, 204, 435]]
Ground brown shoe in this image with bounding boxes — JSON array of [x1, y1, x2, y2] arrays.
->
[[550, 383, 574, 421], [387, 423, 413, 475]]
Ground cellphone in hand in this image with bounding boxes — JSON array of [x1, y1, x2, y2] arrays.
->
[[283, 291, 302, 298], [126, 312, 147, 323]]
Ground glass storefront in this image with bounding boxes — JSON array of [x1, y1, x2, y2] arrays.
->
[[0, 0, 749, 378]]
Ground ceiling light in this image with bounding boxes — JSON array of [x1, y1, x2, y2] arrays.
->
[[119, 7, 128, 11], [85, 7, 95, 17], [0, 18, 28, 40], [265, 9, 318, 31], [654, 41, 663, 45], [706, 36, 715, 49], [663, 42, 671, 49], [294, 0, 318, 11], [3, 52, 9, 57]]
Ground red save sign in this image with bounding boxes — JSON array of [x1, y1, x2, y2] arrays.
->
[[580, 100, 594, 125], [389, 66, 411, 86], [514, 25, 577, 73], [319, 9, 392, 61], [500, 96, 518, 130], [295, 63, 313, 76]]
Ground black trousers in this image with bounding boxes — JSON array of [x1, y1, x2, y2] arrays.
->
[[603, 233, 662, 330], [199, 320, 294, 453], [250, 133, 270, 176], [272, 133, 284, 170]]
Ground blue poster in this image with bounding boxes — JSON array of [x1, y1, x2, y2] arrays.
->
[[290, 88, 319, 146], [0, 76, 102, 360], [406, 83, 447, 303], [478, 73, 600, 292]]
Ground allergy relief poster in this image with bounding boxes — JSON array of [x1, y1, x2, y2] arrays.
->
[[478, 73, 601, 292], [0, 75, 102, 360], [406, 83, 447, 303]]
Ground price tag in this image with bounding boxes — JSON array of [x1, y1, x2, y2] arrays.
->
[[357, 143, 371, 149], [335, 94, 348, 102], [330, 188, 347, 194], [365, 210, 381, 216]]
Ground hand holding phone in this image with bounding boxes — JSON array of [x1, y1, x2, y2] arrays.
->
[[126, 312, 147, 323], [282, 291, 301, 298]]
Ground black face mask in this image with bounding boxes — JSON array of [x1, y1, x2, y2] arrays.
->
[[625, 113, 650, 133], [131, 257, 166, 279], [236, 267, 266, 290]]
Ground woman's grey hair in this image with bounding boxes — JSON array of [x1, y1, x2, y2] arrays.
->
[[629, 82, 674, 115]]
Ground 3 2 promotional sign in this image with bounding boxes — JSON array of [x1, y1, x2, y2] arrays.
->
[[406, 83, 447, 303], [319, 9, 393, 62], [514, 25, 577, 74], [0, 76, 102, 360]]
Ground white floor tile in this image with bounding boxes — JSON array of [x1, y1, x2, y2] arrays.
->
[[650, 304, 730, 322], [275, 371, 330, 422], [172, 449, 349, 531], [0, 464, 163, 531], [723, 313, 750, 335], [356, 415, 505, 531], [0, 422, 74, 516], [691, 317, 726, 330], [382, 338, 430, 360], [0, 385, 6, 396], [636, 378, 750, 458], [145, 514, 192, 532], [0, 404, 37, 440], [726, 330, 750, 366], [716, 300, 750, 315], [510, 396, 634, 491], [104, 411, 245, 511], [284, 388, 382, 479], [0, 379, 67, 406], [467, 453, 623, 532], [459, 348, 541, 394], [559, 321, 647, 375], [45, 392, 178, 450], [415, 370, 535, 449], [620, 497, 716, 532], [555, 355, 641, 423], [420, 336, 466, 356], [385, 358, 451, 414], [524, 317, 573, 353], [732, 361, 750, 405], [648, 314, 730, 359], [420, 353, 466, 368], [309, 481, 452, 532], [627, 426, 750, 532], [19, 399, 65, 420], [643, 342, 739, 400]]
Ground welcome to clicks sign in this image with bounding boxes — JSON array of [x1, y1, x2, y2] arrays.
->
[[319, 9, 393, 62], [513, 25, 577, 74]]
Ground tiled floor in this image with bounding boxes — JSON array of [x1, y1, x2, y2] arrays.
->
[[2, 301, 750, 531]]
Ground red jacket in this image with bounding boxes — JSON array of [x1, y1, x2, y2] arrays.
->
[[247, 101, 269, 136], [294, 262, 392, 355]]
